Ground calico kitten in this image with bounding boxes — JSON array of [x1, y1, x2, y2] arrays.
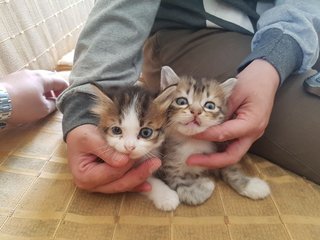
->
[[156, 66, 270, 210], [90, 84, 173, 160], [90, 83, 181, 210]]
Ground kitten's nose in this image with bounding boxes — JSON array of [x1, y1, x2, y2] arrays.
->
[[190, 107, 202, 116], [125, 145, 136, 152]]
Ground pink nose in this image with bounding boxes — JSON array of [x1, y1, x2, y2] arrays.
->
[[125, 145, 136, 152], [190, 108, 202, 116]]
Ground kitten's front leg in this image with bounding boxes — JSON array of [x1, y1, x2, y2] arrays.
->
[[142, 176, 180, 211], [176, 177, 215, 205]]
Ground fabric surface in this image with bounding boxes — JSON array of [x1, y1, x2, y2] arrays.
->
[[0, 113, 319, 239], [0, 0, 94, 76]]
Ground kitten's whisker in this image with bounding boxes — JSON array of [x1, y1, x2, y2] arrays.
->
[[94, 145, 112, 152], [93, 145, 116, 159], [99, 147, 113, 154], [145, 151, 163, 160], [145, 152, 157, 159]]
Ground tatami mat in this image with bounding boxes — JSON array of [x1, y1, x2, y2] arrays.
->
[[0, 112, 319, 240]]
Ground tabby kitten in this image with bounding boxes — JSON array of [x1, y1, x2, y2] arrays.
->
[[90, 83, 181, 210], [155, 66, 270, 210]]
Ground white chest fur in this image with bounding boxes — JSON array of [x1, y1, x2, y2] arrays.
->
[[179, 138, 216, 160], [171, 136, 217, 174]]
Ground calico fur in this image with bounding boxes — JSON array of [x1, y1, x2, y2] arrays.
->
[[90, 83, 176, 160], [90, 83, 180, 210]]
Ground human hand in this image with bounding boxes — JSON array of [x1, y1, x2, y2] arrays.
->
[[0, 69, 68, 125], [187, 59, 280, 168], [66, 124, 161, 193]]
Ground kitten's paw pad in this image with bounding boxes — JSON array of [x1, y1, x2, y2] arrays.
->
[[153, 190, 180, 211], [241, 177, 270, 200], [177, 179, 215, 205]]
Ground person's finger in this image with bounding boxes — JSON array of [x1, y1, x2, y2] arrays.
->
[[225, 92, 242, 119], [41, 74, 69, 93], [187, 137, 252, 168], [52, 89, 65, 98], [92, 158, 161, 193], [42, 98, 57, 114], [131, 182, 152, 192], [73, 158, 137, 190], [93, 144, 130, 167], [194, 117, 252, 142], [44, 90, 56, 99], [85, 131, 130, 167], [66, 125, 130, 168]]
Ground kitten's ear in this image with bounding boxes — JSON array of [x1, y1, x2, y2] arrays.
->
[[160, 66, 180, 90], [154, 84, 177, 111], [220, 78, 238, 99], [90, 83, 114, 117]]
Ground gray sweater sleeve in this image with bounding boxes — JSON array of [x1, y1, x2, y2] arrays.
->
[[238, 28, 303, 82], [239, 0, 320, 83], [57, 0, 160, 139]]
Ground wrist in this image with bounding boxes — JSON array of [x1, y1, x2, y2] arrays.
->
[[0, 84, 12, 129], [237, 59, 280, 90], [66, 124, 99, 143], [60, 93, 99, 141]]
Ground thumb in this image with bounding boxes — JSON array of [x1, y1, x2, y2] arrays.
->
[[194, 118, 250, 142], [42, 73, 69, 94], [67, 124, 131, 168], [43, 98, 57, 114], [90, 137, 130, 168]]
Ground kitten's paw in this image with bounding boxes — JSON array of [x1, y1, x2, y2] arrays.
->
[[177, 178, 215, 205], [153, 189, 180, 211], [240, 177, 270, 200]]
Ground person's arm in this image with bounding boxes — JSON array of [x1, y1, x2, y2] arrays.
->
[[188, 0, 320, 168], [57, 0, 161, 139], [239, 0, 320, 83], [0, 70, 68, 129], [57, 0, 162, 193]]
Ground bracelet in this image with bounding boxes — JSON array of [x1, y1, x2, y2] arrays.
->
[[0, 86, 12, 129]]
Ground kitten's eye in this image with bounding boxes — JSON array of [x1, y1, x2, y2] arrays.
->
[[204, 101, 216, 110], [176, 97, 188, 106], [139, 128, 153, 139], [111, 126, 122, 135]]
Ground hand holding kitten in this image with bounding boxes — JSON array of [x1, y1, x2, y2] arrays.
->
[[66, 124, 161, 193], [188, 59, 280, 168]]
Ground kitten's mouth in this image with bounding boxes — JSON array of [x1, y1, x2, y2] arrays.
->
[[185, 118, 201, 127]]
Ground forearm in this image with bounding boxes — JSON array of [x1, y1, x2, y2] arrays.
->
[[60, 93, 99, 141], [70, 0, 160, 85], [239, 0, 320, 83]]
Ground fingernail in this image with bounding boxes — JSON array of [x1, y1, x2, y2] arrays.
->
[[117, 156, 130, 165], [186, 156, 199, 166], [186, 159, 194, 166], [136, 182, 152, 192], [109, 153, 129, 167]]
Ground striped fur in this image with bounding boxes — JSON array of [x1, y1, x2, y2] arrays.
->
[[158, 67, 270, 207]]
